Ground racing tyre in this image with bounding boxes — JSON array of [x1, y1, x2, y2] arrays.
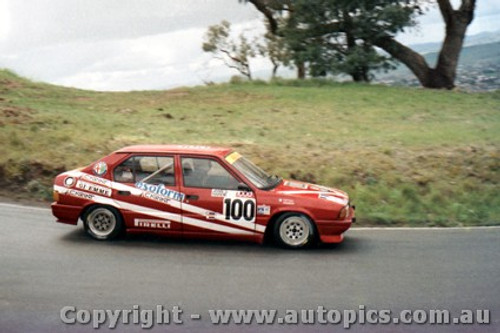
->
[[274, 213, 315, 249], [83, 206, 124, 241]]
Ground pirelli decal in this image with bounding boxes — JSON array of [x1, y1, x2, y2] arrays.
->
[[134, 219, 171, 230]]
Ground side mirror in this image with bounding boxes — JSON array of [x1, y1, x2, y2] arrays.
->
[[237, 183, 252, 192]]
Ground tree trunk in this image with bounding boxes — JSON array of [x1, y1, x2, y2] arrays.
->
[[272, 63, 279, 78], [296, 61, 305, 79], [342, 11, 369, 83], [350, 68, 369, 82], [374, 0, 475, 89]]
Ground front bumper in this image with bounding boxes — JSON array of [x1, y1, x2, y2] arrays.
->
[[51, 202, 82, 225], [315, 219, 352, 243], [316, 205, 355, 243]]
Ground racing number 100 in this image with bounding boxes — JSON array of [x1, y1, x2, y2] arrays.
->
[[224, 198, 255, 222]]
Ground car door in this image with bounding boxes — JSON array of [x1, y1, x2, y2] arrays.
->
[[179, 156, 257, 237], [112, 154, 182, 232]]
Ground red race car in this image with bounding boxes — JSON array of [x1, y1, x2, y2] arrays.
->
[[52, 145, 355, 248]]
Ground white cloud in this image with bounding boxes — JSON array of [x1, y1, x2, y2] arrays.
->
[[0, 0, 11, 41], [396, 1, 500, 45]]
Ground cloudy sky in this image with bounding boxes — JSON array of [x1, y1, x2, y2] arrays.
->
[[0, 0, 498, 91]]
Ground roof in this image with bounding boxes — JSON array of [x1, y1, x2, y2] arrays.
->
[[114, 144, 233, 157]]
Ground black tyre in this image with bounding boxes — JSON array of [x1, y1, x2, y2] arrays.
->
[[83, 206, 123, 241], [274, 213, 315, 249]]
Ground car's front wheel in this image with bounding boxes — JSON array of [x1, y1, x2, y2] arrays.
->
[[274, 213, 315, 249], [83, 206, 123, 240]]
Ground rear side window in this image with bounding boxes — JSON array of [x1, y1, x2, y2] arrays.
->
[[114, 156, 175, 185]]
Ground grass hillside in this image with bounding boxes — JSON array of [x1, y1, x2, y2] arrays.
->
[[1, 69, 499, 226]]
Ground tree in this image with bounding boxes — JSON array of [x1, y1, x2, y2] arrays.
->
[[281, 0, 407, 82], [242, 0, 477, 89], [373, 0, 476, 88], [242, 0, 308, 79], [257, 28, 292, 78], [202, 20, 256, 80], [244, 0, 412, 81]]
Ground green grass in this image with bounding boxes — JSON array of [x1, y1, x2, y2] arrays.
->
[[1, 70, 499, 226]]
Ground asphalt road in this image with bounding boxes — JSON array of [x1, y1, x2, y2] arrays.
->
[[1, 202, 498, 333]]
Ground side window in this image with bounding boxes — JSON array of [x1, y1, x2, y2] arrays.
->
[[182, 157, 240, 190], [114, 156, 175, 185]]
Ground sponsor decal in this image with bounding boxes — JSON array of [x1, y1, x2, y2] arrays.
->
[[143, 192, 171, 205], [63, 177, 75, 187], [309, 184, 332, 192], [178, 145, 211, 150], [257, 205, 271, 216], [284, 180, 309, 189], [134, 218, 171, 229], [82, 174, 112, 187], [68, 189, 95, 200], [212, 189, 253, 198], [279, 198, 295, 205], [92, 161, 108, 176], [135, 182, 185, 202], [76, 180, 112, 197], [319, 194, 348, 205], [211, 189, 228, 198], [205, 211, 217, 219], [236, 191, 254, 198], [225, 152, 242, 165]]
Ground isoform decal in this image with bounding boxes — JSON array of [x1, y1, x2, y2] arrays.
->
[[135, 182, 185, 202]]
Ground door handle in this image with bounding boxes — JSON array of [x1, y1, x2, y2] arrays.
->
[[185, 194, 199, 200], [117, 190, 131, 196]]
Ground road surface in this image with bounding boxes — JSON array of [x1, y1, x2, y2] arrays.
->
[[0, 203, 498, 332]]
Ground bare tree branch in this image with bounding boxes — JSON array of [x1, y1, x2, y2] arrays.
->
[[437, 0, 454, 25], [247, 0, 279, 34]]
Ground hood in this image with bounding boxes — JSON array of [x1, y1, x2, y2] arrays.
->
[[272, 179, 349, 206]]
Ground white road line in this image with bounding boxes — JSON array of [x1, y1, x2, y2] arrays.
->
[[0, 202, 51, 211], [352, 226, 500, 230]]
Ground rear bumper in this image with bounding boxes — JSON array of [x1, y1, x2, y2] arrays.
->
[[51, 202, 82, 225]]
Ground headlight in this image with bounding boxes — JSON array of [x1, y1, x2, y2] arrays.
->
[[338, 204, 350, 219]]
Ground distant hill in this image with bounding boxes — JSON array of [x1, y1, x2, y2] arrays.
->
[[409, 30, 500, 54], [422, 41, 500, 66]]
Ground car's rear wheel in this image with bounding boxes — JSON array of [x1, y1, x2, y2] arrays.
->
[[274, 213, 315, 249], [83, 206, 123, 241]]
